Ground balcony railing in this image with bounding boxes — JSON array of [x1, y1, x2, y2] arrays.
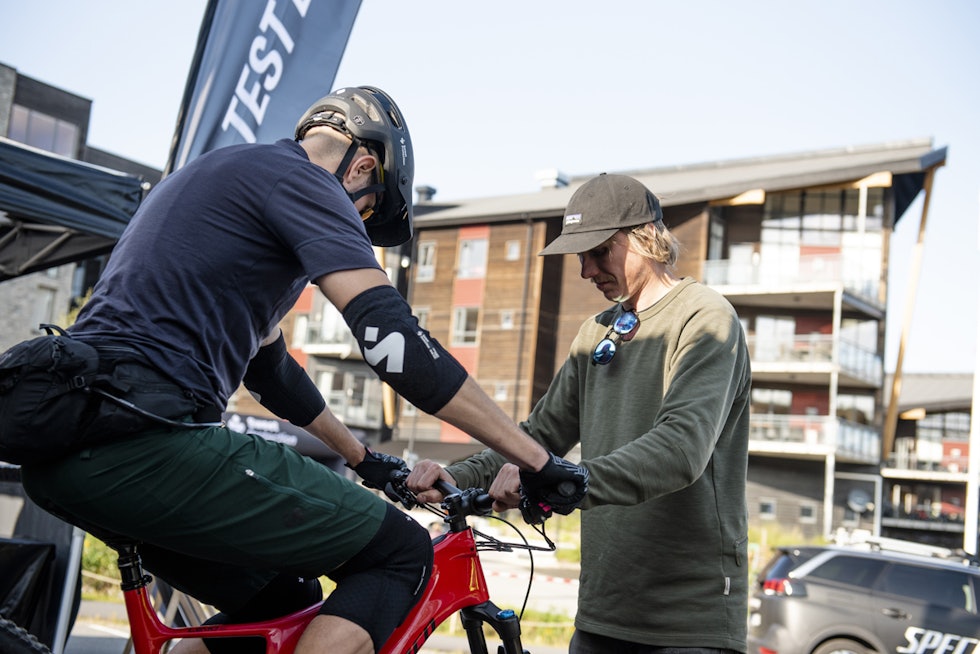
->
[[702, 253, 880, 307], [749, 414, 881, 463], [298, 323, 360, 357], [884, 454, 971, 476], [746, 335, 882, 385]]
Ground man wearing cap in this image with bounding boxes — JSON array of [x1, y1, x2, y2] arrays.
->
[[409, 173, 752, 653]]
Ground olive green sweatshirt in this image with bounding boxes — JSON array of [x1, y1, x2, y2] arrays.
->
[[446, 277, 752, 651]]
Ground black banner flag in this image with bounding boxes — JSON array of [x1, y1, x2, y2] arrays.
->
[[165, 0, 361, 175]]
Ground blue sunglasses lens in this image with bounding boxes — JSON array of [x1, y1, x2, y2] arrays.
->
[[592, 338, 617, 365], [612, 311, 639, 335]]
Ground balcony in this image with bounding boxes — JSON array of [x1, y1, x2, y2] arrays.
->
[[749, 414, 881, 464], [882, 455, 970, 483], [747, 335, 882, 387], [297, 322, 361, 359], [703, 253, 883, 315], [881, 500, 968, 533]]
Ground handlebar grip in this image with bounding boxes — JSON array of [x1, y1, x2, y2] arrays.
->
[[434, 479, 461, 496]]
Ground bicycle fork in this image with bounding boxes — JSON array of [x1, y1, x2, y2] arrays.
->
[[459, 601, 527, 654]]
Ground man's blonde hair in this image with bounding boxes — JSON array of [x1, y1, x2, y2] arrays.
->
[[626, 221, 681, 270]]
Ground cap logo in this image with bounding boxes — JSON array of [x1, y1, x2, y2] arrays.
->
[[564, 213, 582, 226]]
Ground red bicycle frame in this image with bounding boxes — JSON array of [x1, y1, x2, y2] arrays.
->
[[118, 490, 529, 654]]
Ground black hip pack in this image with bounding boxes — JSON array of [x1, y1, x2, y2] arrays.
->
[[0, 325, 219, 465]]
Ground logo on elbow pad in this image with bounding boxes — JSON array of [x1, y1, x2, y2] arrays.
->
[[363, 326, 405, 373]]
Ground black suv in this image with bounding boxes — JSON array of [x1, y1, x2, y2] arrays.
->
[[747, 536, 980, 654]]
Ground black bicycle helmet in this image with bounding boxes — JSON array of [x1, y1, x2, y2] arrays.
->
[[295, 86, 414, 247]]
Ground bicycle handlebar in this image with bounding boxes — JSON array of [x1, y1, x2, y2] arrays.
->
[[384, 470, 494, 518], [383, 468, 559, 527]]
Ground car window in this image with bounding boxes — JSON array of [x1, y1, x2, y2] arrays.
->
[[757, 548, 820, 586], [759, 553, 797, 582], [806, 555, 886, 587], [877, 563, 974, 611]]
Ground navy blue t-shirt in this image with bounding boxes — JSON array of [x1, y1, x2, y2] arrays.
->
[[72, 139, 381, 409]]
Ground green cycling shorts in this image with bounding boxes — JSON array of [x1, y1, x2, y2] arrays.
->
[[21, 423, 388, 612]]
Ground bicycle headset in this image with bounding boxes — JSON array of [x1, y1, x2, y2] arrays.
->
[[294, 86, 414, 247]]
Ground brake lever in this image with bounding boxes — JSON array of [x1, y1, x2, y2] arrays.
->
[[519, 496, 553, 525], [383, 480, 417, 510]]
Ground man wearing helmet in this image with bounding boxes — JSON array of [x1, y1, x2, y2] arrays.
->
[[15, 86, 588, 654]]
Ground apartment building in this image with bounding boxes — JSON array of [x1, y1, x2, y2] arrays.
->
[[380, 139, 962, 543], [882, 372, 975, 548]]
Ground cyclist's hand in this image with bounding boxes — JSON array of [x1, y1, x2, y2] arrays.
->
[[406, 459, 457, 503], [348, 447, 409, 490], [519, 452, 589, 517], [488, 464, 522, 513]]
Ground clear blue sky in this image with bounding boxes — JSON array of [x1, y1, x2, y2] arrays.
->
[[2, 0, 978, 373]]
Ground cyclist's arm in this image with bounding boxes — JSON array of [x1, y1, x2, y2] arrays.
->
[[249, 328, 370, 466], [303, 405, 372, 466], [316, 268, 549, 472]]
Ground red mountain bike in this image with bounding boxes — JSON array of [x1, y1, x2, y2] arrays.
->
[[0, 471, 560, 654]]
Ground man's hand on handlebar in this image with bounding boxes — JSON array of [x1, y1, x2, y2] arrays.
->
[[347, 447, 409, 490], [407, 460, 516, 514], [519, 452, 589, 518], [405, 459, 457, 504]]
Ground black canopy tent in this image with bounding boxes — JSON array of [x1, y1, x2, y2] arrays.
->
[[0, 137, 144, 282], [0, 138, 146, 651]]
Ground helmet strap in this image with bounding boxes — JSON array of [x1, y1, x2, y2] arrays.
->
[[336, 136, 385, 206], [348, 183, 386, 203], [334, 138, 361, 186]]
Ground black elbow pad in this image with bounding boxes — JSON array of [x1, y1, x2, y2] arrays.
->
[[342, 285, 467, 414]]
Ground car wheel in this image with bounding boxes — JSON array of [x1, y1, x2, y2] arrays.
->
[[812, 638, 872, 654]]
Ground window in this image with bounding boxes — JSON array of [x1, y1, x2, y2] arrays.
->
[[8, 104, 79, 157], [505, 240, 521, 261], [500, 310, 514, 330], [754, 315, 795, 362], [414, 307, 430, 331], [877, 565, 972, 611], [315, 301, 352, 344], [759, 498, 776, 520], [761, 189, 884, 298], [457, 238, 487, 279], [493, 383, 507, 401], [809, 556, 885, 588], [799, 503, 817, 524], [919, 411, 971, 443], [751, 388, 792, 415], [316, 368, 382, 428], [416, 242, 436, 282], [291, 314, 309, 347], [452, 307, 479, 345], [708, 212, 725, 260], [837, 393, 875, 425]]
